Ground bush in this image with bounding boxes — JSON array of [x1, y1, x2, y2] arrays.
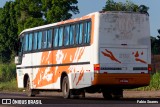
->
[[135, 72, 160, 91], [0, 63, 16, 82], [148, 72, 160, 90], [0, 79, 21, 92]]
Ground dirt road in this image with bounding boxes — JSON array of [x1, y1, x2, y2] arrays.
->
[[0, 91, 160, 107], [0, 90, 160, 98]]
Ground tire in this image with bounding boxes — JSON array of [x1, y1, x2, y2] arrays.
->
[[102, 90, 112, 100], [112, 89, 123, 99], [81, 90, 85, 98], [26, 78, 35, 97], [62, 76, 70, 99], [102, 89, 123, 100], [70, 89, 85, 99]]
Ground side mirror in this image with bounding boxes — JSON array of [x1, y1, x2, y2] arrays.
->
[[15, 56, 22, 65], [14, 39, 21, 56]]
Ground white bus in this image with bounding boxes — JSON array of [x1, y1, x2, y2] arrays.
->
[[15, 11, 151, 99]]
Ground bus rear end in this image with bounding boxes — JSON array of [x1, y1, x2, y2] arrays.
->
[[92, 12, 151, 99]]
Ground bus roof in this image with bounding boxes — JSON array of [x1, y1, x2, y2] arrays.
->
[[19, 11, 146, 36], [19, 11, 99, 36]]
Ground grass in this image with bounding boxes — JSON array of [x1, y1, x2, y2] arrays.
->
[[0, 79, 22, 92], [0, 63, 16, 82], [135, 72, 160, 91], [0, 63, 22, 92]]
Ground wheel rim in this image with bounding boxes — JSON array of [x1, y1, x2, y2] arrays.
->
[[26, 79, 30, 92], [62, 76, 70, 98], [64, 80, 68, 95]]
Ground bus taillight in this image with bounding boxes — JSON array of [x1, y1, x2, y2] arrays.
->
[[148, 64, 152, 73], [94, 64, 100, 73]]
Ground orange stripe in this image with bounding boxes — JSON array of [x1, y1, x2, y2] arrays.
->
[[92, 73, 150, 86], [57, 15, 93, 25], [76, 68, 84, 86], [90, 15, 95, 44], [135, 58, 147, 64], [132, 51, 147, 64], [101, 49, 121, 63], [33, 47, 86, 88]]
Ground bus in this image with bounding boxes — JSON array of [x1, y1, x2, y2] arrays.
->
[[15, 11, 151, 99]]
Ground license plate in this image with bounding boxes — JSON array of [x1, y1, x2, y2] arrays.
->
[[120, 79, 128, 83]]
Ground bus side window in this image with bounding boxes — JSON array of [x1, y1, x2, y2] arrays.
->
[[28, 33, 33, 51], [42, 30, 47, 49], [47, 29, 52, 48], [33, 32, 38, 50], [87, 21, 91, 43], [22, 35, 25, 52], [84, 22, 87, 44], [64, 26, 70, 46], [75, 24, 80, 45], [84, 21, 91, 44], [53, 28, 59, 47], [58, 27, 63, 47], [79, 23, 83, 44], [24, 34, 29, 51], [38, 31, 42, 49], [70, 25, 75, 45]]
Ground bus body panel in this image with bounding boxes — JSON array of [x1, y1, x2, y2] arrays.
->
[[16, 11, 151, 92], [92, 73, 150, 86], [16, 13, 97, 89], [100, 47, 148, 73], [17, 46, 94, 89], [92, 12, 151, 87]]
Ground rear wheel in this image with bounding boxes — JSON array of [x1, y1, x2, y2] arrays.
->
[[81, 90, 85, 98], [102, 89, 123, 100], [70, 89, 85, 99], [102, 90, 112, 99], [62, 76, 71, 99], [26, 78, 36, 97]]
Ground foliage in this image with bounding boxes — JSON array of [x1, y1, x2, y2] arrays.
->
[[0, 1, 18, 63], [0, 79, 22, 92], [103, 0, 139, 12], [15, 0, 45, 34], [135, 72, 160, 91], [0, 63, 16, 82], [0, 0, 79, 63], [42, 0, 79, 24], [15, 0, 79, 33], [151, 36, 159, 54]]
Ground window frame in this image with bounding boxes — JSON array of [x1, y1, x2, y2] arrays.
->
[[20, 19, 91, 54]]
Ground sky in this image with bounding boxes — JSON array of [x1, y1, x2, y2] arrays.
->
[[0, 0, 160, 37]]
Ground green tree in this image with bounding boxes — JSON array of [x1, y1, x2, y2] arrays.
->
[[0, 1, 18, 63], [0, 0, 80, 63], [15, 0, 44, 34], [151, 36, 158, 54], [103, 0, 139, 12], [15, 0, 79, 33], [42, 0, 79, 23], [0, 8, 2, 14]]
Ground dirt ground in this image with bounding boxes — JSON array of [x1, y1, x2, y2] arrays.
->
[[39, 90, 160, 98], [123, 90, 160, 98], [1, 90, 160, 98]]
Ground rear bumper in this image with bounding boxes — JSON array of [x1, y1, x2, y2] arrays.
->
[[92, 73, 150, 87]]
